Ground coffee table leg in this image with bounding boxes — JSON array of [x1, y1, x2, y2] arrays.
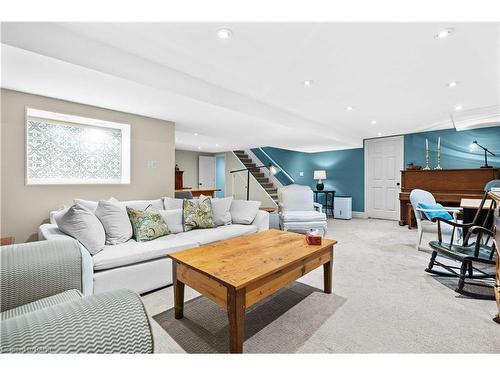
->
[[323, 249, 333, 294], [173, 261, 185, 319], [227, 287, 245, 353]]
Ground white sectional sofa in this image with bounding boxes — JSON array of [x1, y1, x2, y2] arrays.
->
[[39, 197, 269, 296]]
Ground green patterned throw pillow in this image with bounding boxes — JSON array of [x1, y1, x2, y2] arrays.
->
[[127, 205, 170, 242], [183, 197, 215, 231]]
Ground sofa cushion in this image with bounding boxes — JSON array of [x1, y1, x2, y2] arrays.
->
[[95, 199, 133, 245], [199, 195, 232, 226], [55, 203, 106, 255], [175, 224, 258, 245], [163, 197, 198, 210], [230, 200, 261, 224], [183, 197, 215, 231], [159, 209, 183, 234], [121, 199, 164, 211], [281, 210, 327, 222], [92, 235, 198, 271], [127, 206, 170, 242]]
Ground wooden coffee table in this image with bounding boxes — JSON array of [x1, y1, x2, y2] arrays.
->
[[168, 229, 336, 353]]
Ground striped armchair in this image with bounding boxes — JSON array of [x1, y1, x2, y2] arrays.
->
[[1, 239, 153, 353]]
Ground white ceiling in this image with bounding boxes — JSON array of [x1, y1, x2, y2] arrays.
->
[[1, 22, 499, 152]]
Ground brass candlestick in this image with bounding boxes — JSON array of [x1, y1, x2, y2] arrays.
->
[[434, 137, 442, 170], [423, 142, 431, 170]]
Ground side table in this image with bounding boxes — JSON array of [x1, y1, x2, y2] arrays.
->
[[313, 190, 336, 218]]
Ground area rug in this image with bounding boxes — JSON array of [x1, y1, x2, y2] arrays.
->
[[153, 282, 347, 353]]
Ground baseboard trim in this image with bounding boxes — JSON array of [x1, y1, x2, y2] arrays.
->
[[352, 211, 367, 218]]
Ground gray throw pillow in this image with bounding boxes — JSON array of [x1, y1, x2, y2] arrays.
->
[[199, 195, 233, 226], [230, 200, 261, 224], [95, 199, 133, 245], [73, 198, 99, 213], [162, 197, 198, 210], [121, 199, 164, 211], [55, 203, 106, 255]]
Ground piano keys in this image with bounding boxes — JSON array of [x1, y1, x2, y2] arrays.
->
[[399, 168, 500, 228]]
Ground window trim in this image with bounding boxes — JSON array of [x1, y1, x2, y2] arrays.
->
[[25, 107, 131, 185]]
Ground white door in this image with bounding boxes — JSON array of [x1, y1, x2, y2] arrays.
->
[[365, 136, 403, 220], [198, 156, 215, 188]]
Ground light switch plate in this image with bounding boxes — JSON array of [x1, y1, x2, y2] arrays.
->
[[147, 160, 158, 169], [299, 172, 304, 177]]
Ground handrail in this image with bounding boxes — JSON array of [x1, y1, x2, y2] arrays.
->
[[256, 147, 295, 183]]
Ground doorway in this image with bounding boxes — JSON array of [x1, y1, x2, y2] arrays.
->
[[364, 136, 404, 220], [198, 155, 215, 188]]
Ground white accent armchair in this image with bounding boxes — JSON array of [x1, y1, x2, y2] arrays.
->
[[277, 184, 328, 236], [409, 189, 462, 251]]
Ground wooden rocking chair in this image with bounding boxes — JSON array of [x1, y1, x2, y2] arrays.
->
[[425, 180, 500, 299]]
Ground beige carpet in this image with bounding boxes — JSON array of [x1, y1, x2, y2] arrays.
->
[[142, 218, 500, 353]]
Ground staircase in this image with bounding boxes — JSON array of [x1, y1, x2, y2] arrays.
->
[[234, 150, 279, 204]]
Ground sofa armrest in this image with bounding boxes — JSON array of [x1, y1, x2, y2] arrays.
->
[[1, 239, 83, 312], [0, 289, 153, 353], [39, 224, 94, 296], [252, 210, 270, 232]]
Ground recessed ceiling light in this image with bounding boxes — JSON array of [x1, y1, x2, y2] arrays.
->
[[215, 144, 219, 147], [303, 80, 314, 87], [454, 105, 463, 111], [446, 81, 458, 88], [377, 132, 382, 136], [371, 120, 377, 125], [435, 28, 454, 39], [217, 28, 233, 40], [346, 106, 353, 111], [194, 133, 198, 136], [197, 146, 202, 150]]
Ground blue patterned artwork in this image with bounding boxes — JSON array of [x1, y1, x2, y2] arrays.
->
[[27, 119, 124, 184]]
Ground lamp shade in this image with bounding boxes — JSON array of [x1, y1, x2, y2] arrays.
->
[[313, 170, 326, 180]]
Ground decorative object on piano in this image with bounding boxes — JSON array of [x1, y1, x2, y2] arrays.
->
[[175, 164, 180, 171], [314, 170, 326, 191], [434, 137, 443, 170], [423, 138, 431, 170], [469, 140, 496, 168], [406, 162, 422, 170], [306, 228, 322, 245]]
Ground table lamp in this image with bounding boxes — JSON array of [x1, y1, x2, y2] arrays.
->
[[314, 170, 326, 191]]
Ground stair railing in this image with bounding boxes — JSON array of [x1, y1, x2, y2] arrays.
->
[[252, 147, 295, 184]]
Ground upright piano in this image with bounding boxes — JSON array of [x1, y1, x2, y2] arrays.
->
[[399, 168, 499, 228]]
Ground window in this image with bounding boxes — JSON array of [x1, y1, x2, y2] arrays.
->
[[26, 108, 130, 185]]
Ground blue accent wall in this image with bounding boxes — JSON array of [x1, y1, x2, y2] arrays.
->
[[404, 126, 500, 169], [215, 155, 225, 198], [251, 125, 500, 213], [252, 147, 365, 212]]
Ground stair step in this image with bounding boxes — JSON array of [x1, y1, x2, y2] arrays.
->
[[234, 150, 246, 154], [256, 178, 269, 184], [253, 172, 265, 178], [261, 182, 274, 189], [243, 162, 256, 169], [266, 188, 278, 194]]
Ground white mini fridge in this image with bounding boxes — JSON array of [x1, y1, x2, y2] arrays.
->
[[334, 196, 352, 220]]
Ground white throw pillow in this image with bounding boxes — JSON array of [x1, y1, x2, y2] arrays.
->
[[162, 197, 198, 210], [73, 198, 99, 213], [158, 209, 184, 234], [199, 195, 233, 226], [55, 203, 106, 255], [122, 199, 164, 211], [51, 206, 70, 224], [95, 199, 133, 245], [230, 200, 261, 225]]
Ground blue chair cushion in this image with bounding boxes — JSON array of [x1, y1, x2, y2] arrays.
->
[[417, 202, 453, 221]]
